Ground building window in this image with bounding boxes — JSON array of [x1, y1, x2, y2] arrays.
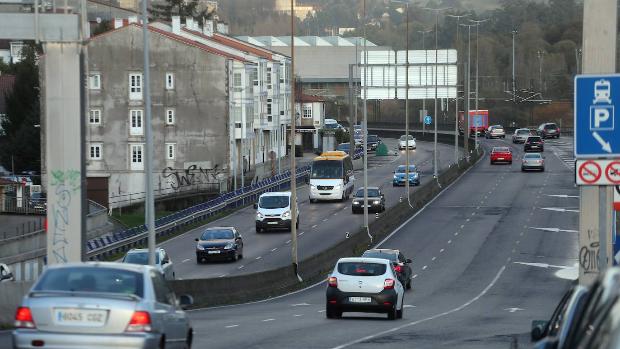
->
[[233, 72, 242, 92], [267, 99, 272, 115], [129, 109, 143, 135], [165, 108, 175, 125], [302, 104, 312, 118], [129, 73, 142, 100], [165, 73, 174, 90], [267, 67, 272, 88], [130, 144, 144, 170], [89, 109, 102, 124], [89, 143, 102, 160], [166, 143, 176, 160], [89, 74, 101, 90]]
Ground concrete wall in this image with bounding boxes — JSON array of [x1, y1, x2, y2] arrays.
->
[[87, 25, 229, 209], [0, 281, 34, 325]]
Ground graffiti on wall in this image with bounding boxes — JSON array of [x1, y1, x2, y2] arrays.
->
[[162, 164, 226, 191], [49, 169, 80, 264]]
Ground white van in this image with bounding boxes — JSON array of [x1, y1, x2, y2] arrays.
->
[[254, 192, 299, 233], [309, 151, 354, 202]]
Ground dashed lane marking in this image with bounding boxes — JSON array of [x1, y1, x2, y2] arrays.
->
[[432, 257, 437, 261], [262, 319, 275, 322], [422, 265, 428, 270], [440, 249, 445, 253], [182, 259, 190, 263], [271, 248, 278, 252], [256, 256, 262, 260], [225, 325, 239, 328]]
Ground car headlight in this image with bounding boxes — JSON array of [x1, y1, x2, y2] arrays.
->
[[282, 210, 291, 219], [353, 201, 360, 205], [256, 212, 264, 220], [393, 175, 398, 179], [413, 172, 419, 178], [373, 200, 380, 205], [310, 184, 317, 188], [224, 242, 235, 250], [196, 244, 205, 250]]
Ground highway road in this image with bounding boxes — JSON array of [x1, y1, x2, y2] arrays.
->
[[184, 137, 578, 349], [161, 138, 461, 279]]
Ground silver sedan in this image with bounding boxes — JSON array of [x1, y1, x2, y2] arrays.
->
[[521, 153, 545, 171], [13, 262, 193, 349]]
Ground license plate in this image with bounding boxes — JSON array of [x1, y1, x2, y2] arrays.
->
[[349, 297, 371, 303], [208, 250, 221, 254], [532, 146, 538, 148], [54, 308, 108, 327], [267, 222, 278, 225], [498, 158, 504, 160]]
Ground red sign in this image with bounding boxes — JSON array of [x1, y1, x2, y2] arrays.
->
[[605, 161, 620, 185], [578, 160, 602, 184], [614, 186, 620, 211]]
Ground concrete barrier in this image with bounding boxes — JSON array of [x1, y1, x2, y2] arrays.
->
[[170, 141, 482, 308], [0, 281, 33, 325]]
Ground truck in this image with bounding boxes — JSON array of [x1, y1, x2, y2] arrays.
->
[[459, 110, 489, 137]]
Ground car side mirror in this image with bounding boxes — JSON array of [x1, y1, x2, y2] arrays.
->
[[0, 272, 13, 281], [194, 238, 199, 242], [406, 259, 412, 264], [531, 320, 548, 342], [178, 294, 194, 310], [162, 258, 169, 265], [253, 203, 258, 209]]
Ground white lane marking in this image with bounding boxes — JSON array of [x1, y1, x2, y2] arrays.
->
[[513, 262, 574, 269], [182, 258, 190, 263], [333, 213, 338, 216], [403, 305, 416, 308], [454, 232, 459, 236], [529, 227, 579, 233], [422, 265, 428, 270], [312, 224, 318, 228], [440, 249, 444, 253], [256, 256, 262, 260], [330, 265, 506, 349], [412, 274, 418, 279], [271, 248, 278, 252], [262, 318, 275, 322], [466, 218, 470, 222], [291, 303, 311, 306], [541, 207, 579, 213], [546, 194, 579, 198], [322, 219, 328, 222], [505, 307, 524, 313], [471, 212, 476, 216], [219, 274, 227, 278], [460, 225, 465, 229], [294, 314, 303, 317], [286, 240, 291, 244], [448, 240, 452, 244], [431, 257, 437, 261], [225, 325, 239, 328], [237, 265, 245, 269], [318, 310, 326, 313], [299, 232, 305, 236]]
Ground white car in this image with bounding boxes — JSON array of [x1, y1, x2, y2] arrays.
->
[[325, 257, 405, 320], [121, 248, 175, 280], [398, 135, 416, 150], [254, 191, 299, 232], [485, 125, 506, 139]]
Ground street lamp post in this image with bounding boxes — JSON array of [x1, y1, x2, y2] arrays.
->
[[461, 23, 475, 151], [289, 0, 300, 281], [470, 19, 488, 142], [537, 50, 545, 94], [417, 29, 432, 136], [362, 0, 369, 235], [447, 13, 468, 163], [424, 6, 451, 178]]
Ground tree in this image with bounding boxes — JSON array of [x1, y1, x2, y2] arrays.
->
[[151, 0, 215, 25], [0, 44, 41, 173]]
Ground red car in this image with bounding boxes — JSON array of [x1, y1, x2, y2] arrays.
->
[[490, 146, 513, 164]]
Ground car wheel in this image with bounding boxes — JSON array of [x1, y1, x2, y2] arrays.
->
[[296, 219, 299, 229], [406, 279, 412, 290], [256, 227, 262, 233], [397, 303, 404, 319], [183, 330, 193, 349], [393, 183, 397, 187], [159, 336, 166, 349], [232, 251, 239, 262], [326, 306, 341, 319], [388, 305, 398, 320], [196, 257, 202, 264], [509, 161, 512, 164], [541, 167, 545, 172]]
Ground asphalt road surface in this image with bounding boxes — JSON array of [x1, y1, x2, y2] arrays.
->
[[161, 139, 461, 280], [185, 137, 578, 349]]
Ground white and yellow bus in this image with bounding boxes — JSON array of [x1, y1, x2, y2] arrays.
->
[[309, 151, 354, 202]]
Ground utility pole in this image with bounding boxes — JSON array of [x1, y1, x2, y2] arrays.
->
[[471, 19, 487, 142], [142, 0, 156, 266], [461, 23, 474, 152], [511, 29, 517, 103], [447, 13, 468, 164], [363, 0, 369, 233], [424, 6, 450, 177], [579, 0, 617, 284], [290, 0, 300, 280], [418, 29, 431, 136], [537, 50, 545, 94]]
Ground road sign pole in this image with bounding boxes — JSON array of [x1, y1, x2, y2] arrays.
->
[[579, 0, 617, 285]]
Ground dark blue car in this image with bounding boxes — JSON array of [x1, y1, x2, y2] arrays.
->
[[392, 165, 420, 186]]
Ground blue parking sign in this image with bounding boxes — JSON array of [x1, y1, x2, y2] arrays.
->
[[575, 75, 620, 158], [424, 115, 432, 125]]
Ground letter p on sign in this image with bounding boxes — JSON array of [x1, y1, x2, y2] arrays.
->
[[590, 105, 615, 130]]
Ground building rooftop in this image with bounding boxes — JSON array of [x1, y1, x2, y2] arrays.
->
[[236, 36, 377, 48]]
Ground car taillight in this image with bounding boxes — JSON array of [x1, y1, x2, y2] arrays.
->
[[125, 311, 152, 332], [393, 264, 402, 273], [15, 307, 35, 329], [328, 276, 338, 288], [384, 278, 395, 290]]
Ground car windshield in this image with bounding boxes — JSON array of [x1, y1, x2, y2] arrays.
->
[[324, 123, 339, 129], [201, 229, 235, 240], [524, 154, 542, 159], [311, 160, 343, 179], [122, 252, 159, 265], [544, 124, 558, 129], [34, 267, 144, 297], [338, 262, 387, 276], [367, 135, 379, 142], [493, 147, 510, 153], [400, 135, 414, 141], [517, 129, 530, 135], [528, 137, 542, 142], [396, 165, 417, 173], [259, 195, 289, 209], [362, 251, 398, 261], [355, 188, 380, 197]]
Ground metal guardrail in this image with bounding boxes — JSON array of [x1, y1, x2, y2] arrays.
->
[[86, 149, 366, 261]]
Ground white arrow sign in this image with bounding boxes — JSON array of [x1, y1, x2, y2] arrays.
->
[[504, 307, 524, 313], [529, 227, 579, 233], [593, 131, 613, 153], [514, 262, 573, 269], [546, 195, 579, 199], [541, 207, 580, 213]]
